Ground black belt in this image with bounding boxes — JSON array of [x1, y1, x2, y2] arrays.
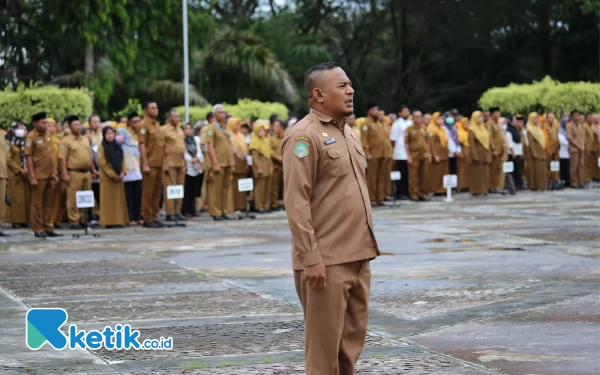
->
[[67, 168, 91, 173]]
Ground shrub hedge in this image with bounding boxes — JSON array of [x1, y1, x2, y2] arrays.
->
[[478, 76, 600, 115], [175, 99, 289, 124]]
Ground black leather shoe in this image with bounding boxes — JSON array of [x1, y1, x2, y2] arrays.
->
[[418, 197, 431, 202], [34, 231, 47, 238], [70, 224, 84, 230], [213, 216, 224, 221], [143, 221, 159, 228], [176, 214, 188, 221], [154, 221, 166, 227], [45, 231, 63, 237], [221, 215, 233, 220], [165, 215, 176, 222], [0, 231, 10, 237]]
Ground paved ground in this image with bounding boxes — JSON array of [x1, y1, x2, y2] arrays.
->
[[1, 188, 599, 375]]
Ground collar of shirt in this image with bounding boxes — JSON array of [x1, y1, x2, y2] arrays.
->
[[309, 108, 346, 129], [213, 121, 227, 133]]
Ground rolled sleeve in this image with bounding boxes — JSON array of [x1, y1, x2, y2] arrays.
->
[[282, 134, 321, 267]]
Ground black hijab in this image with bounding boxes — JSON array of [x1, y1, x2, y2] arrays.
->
[[101, 127, 123, 175], [507, 118, 521, 144], [6, 122, 25, 148], [183, 124, 197, 157]]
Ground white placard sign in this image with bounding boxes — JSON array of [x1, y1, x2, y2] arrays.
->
[[550, 161, 560, 172], [246, 155, 253, 166], [238, 178, 254, 192], [503, 161, 514, 173], [166, 185, 184, 199], [390, 171, 401, 181], [76, 190, 95, 208], [597, 157, 600, 167], [443, 174, 458, 189]]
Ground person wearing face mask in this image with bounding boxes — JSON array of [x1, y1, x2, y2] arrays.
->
[[0, 120, 10, 236], [6, 122, 31, 229], [97, 127, 128, 228], [443, 111, 461, 176], [59, 115, 96, 229]]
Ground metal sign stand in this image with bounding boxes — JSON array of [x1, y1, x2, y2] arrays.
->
[[443, 175, 457, 203], [237, 178, 256, 220], [166, 185, 186, 228], [73, 191, 100, 239], [167, 200, 186, 228], [390, 171, 401, 208], [238, 191, 256, 220]]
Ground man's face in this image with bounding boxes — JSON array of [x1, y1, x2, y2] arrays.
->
[[412, 111, 423, 126], [516, 119, 524, 128], [572, 112, 581, 123], [586, 114, 593, 124], [368, 107, 379, 119], [90, 116, 101, 130], [70, 120, 82, 135], [240, 127, 249, 136], [423, 114, 431, 125], [129, 116, 141, 130], [214, 106, 227, 124], [272, 120, 282, 135], [400, 108, 410, 119], [346, 114, 356, 126], [146, 103, 159, 119], [318, 67, 354, 117], [492, 110, 500, 120], [483, 111, 490, 122], [547, 113, 556, 124], [378, 110, 385, 121], [169, 111, 180, 125]]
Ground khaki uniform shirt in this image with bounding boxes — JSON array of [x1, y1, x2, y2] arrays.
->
[[282, 109, 379, 270], [199, 126, 212, 170], [404, 124, 429, 160], [546, 121, 559, 154], [139, 118, 165, 168], [583, 122, 594, 151], [90, 129, 103, 148], [270, 134, 283, 167], [24, 129, 56, 179], [360, 117, 389, 159], [488, 121, 505, 157], [0, 132, 8, 178], [566, 122, 585, 153], [59, 134, 92, 171], [204, 122, 232, 168], [161, 123, 185, 168]]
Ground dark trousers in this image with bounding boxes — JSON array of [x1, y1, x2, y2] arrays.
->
[[448, 157, 457, 175], [92, 182, 100, 219], [560, 158, 571, 187], [124, 180, 142, 222], [509, 155, 523, 189], [394, 160, 408, 198], [183, 173, 203, 215]]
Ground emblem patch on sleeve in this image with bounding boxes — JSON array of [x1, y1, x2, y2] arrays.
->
[[140, 128, 146, 135], [294, 141, 309, 158], [26, 140, 31, 147], [362, 126, 368, 131]]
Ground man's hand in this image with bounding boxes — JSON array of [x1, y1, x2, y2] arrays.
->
[[407, 156, 412, 165], [53, 175, 59, 183], [119, 172, 125, 180], [213, 164, 221, 173], [20, 168, 28, 176], [163, 164, 169, 174], [304, 263, 326, 288], [142, 164, 150, 173], [62, 174, 71, 186], [112, 174, 120, 182], [366, 154, 373, 160], [30, 177, 38, 187], [434, 155, 440, 163], [257, 169, 263, 176]]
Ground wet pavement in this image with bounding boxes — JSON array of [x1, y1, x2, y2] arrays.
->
[[0, 189, 598, 374]]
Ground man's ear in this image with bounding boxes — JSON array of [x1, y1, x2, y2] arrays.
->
[[314, 88, 324, 103]]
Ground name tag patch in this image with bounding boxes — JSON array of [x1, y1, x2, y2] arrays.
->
[[324, 137, 337, 145], [36, 140, 43, 144], [295, 136, 311, 143]]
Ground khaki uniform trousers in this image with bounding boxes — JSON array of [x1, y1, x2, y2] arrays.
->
[[208, 166, 231, 217], [489, 156, 503, 190], [367, 158, 386, 204], [588, 151, 600, 180], [385, 158, 394, 197], [254, 176, 271, 210], [66, 171, 92, 224], [142, 167, 163, 222], [164, 166, 185, 215], [0, 178, 5, 227], [408, 158, 428, 200], [31, 178, 56, 232], [271, 166, 282, 208], [52, 180, 67, 223], [569, 151, 584, 187], [294, 260, 371, 375]]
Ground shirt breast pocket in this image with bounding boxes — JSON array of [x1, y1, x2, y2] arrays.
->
[[326, 148, 350, 177]]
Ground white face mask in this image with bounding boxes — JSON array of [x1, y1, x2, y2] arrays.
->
[[14, 129, 25, 138], [500, 124, 507, 131]]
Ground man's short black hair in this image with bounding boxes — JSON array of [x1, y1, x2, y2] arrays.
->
[[143, 100, 156, 109], [241, 124, 250, 130], [489, 107, 500, 113], [66, 115, 79, 126], [127, 112, 139, 120], [304, 62, 340, 98], [206, 112, 214, 121], [116, 115, 126, 122], [570, 109, 580, 117], [399, 105, 409, 112], [269, 114, 279, 124]]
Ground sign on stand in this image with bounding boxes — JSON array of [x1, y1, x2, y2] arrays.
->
[[503, 161, 514, 173], [443, 174, 458, 203], [246, 155, 253, 166], [166, 185, 184, 200], [550, 161, 560, 172], [76, 191, 95, 208], [238, 178, 254, 192], [390, 171, 401, 181]]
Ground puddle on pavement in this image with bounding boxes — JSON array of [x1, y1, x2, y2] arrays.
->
[[491, 247, 526, 251], [423, 238, 477, 243], [429, 246, 526, 253]]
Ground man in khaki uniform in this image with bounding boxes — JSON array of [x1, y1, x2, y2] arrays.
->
[[583, 113, 594, 183], [360, 103, 389, 206], [270, 119, 284, 210], [139, 101, 166, 228], [546, 112, 560, 181], [0, 124, 9, 236], [405, 111, 432, 201], [566, 110, 585, 188], [199, 118, 213, 212], [205, 104, 234, 221], [59, 115, 96, 229], [24, 112, 62, 238], [487, 107, 505, 193], [89, 114, 103, 148], [162, 110, 187, 221], [283, 62, 379, 374]]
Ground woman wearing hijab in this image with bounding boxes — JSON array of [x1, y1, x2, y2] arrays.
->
[[427, 112, 449, 195], [558, 118, 571, 187], [457, 117, 470, 192], [526, 112, 547, 191], [97, 127, 128, 227], [117, 113, 143, 225], [467, 111, 492, 195], [182, 123, 204, 217], [249, 121, 273, 213], [228, 117, 249, 211], [6, 122, 31, 228]]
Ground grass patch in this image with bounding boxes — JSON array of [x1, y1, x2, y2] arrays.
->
[[181, 361, 208, 370], [196, 271, 206, 277], [24, 367, 34, 372], [262, 357, 273, 364], [369, 353, 387, 359]]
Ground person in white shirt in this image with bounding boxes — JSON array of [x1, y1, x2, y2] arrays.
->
[[389, 105, 412, 199], [510, 114, 525, 189], [558, 119, 571, 187], [182, 123, 204, 217], [443, 111, 462, 176]]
